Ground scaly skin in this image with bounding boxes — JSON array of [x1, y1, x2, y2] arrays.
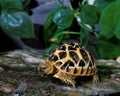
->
[[93, 74, 99, 82], [53, 71, 76, 87]]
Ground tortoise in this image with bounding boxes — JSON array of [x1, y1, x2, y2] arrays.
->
[[38, 42, 99, 87]]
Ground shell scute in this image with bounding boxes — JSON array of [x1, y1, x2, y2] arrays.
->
[[69, 51, 79, 64]]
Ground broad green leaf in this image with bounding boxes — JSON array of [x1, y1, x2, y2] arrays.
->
[[76, 15, 93, 32], [80, 31, 90, 47], [0, 11, 35, 38], [44, 7, 66, 47], [94, 0, 115, 11], [79, 5, 101, 26], [53, 9, 75, 29], [1, 0, 23, 10], [0, 0, 35, 38], [114, 21, 120, 39], [46, 43, 58, 54], [99, 0, 120, 39], [96, 40, 120, 58]]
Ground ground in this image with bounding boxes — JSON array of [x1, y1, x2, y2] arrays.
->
[[0, 50, 120, 96]]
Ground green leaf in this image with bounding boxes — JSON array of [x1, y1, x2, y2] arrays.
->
[[114, 21, 120, 39], [94, 0, 115, 11], [80, 31, 90, 46], [1, 0, 23, 10], [76, 15, 93, 32], [0, 0, 35, 38], [0, 11, 35, 38], [44, 7, 66, 46], [53, 9, 75, 29], [96, 40, 120, 58], [79, 5, 101, 26], [99, 0, 120, 39], [46, 43, 58, 54]]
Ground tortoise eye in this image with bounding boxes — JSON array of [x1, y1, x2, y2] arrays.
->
[[41, 67, 46, 70]]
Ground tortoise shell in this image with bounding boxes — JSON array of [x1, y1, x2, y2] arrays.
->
[[49, 42, 97, 76]]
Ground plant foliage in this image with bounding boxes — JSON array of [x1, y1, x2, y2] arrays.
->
[[99, 0, 120, 39], [0, 0, 35, 38], [44, 7, 67, 47], [44, 0, 120, 59], [53, 9, 75, 29]]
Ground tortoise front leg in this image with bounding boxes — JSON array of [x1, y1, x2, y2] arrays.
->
[[54, 71, 76, 87]]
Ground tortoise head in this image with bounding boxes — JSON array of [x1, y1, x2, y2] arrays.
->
[[38, 60, 55, 74]]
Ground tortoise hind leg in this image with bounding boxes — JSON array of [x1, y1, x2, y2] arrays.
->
[[53, 71, 76, 87], [93, 74, 99, 82]]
